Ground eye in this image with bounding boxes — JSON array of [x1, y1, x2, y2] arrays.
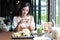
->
[[22, 7, 29, 12]]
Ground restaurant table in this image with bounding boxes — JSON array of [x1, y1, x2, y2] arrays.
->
[[0, 27, 60, 40], [0, 32, 12, 40], [0, 32, 33, 40]]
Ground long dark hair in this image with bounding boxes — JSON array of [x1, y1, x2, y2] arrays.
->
[[16, 2, 31, 16]]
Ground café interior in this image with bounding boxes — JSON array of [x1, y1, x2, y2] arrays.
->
[[0, 0, 60, 40]]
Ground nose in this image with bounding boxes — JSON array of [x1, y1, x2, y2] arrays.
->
[[24, 11, 27, 14]]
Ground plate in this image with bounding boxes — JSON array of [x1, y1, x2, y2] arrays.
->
[[12, 33, 34, 39], [12, 35, 34, 39]]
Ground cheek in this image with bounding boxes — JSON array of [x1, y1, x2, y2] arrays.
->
[[24, 10, 29, 14], [26, 11, 29, 14], [21, 10, 29, 14], [22, 11, 24, 14], [23, 11, 29, 14]]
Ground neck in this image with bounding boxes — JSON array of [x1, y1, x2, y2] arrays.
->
[[21, 15, 26, 18]]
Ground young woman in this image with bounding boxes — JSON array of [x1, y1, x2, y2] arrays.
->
[[12, 2, 35, 32]]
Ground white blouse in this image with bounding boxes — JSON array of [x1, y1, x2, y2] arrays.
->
[[12, 16, 35, 30]]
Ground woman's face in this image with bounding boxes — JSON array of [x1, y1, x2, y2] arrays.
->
[[21, 6, 29, 16]]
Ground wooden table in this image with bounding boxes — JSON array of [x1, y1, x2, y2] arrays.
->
[[0, 32, 33, 40], [0, 32, 12, 40]]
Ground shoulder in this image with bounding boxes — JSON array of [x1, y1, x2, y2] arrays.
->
[[29, 15, 34, 19], [13, 16, 21, 22], [13, 16, 20, 21], [28, 15, 34, 20], [13, 16, 19, 19]]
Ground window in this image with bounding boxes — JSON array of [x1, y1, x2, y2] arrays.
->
[[41, 0, 48, 22], [31, 0, 48, 29], [31, 0, 59, 28], [56, 0, 58, 27], [49, 0, 59, 27]]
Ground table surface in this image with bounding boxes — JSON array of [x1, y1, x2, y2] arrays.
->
[[0, 32, 33, 40], [0, 27, 60, 40], [0, 32, 12, 40], [0, 31, 51, 40]]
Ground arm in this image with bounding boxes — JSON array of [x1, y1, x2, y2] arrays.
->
[[12, 17, 27, 32], [14, 22, 21, 32], [27, 16, 35, 32], [12, 16, 21, 32]]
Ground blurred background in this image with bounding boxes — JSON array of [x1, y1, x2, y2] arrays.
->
[[0, 0, 59, 31]]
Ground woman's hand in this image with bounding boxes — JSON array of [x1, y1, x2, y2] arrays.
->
[[20, 19, 28, 23]]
